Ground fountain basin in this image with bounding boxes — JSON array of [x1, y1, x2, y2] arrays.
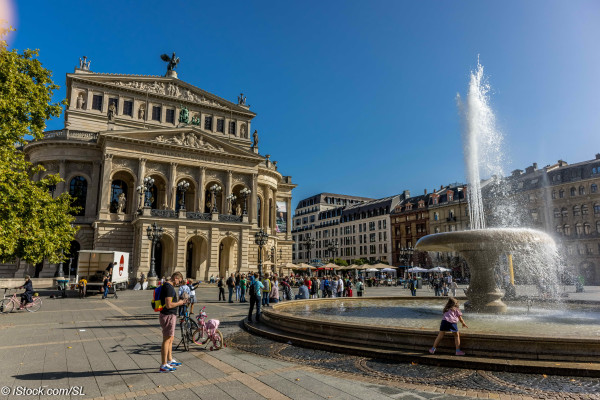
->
[[256, 297, 600, 364], [415, 228, 556, 313]]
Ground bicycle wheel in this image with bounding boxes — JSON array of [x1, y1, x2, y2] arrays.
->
[[186, 318, 198, 342], [27, 297, 42, 312], [211, 330, 224, 350], [180, 319, 190, 351], [0, 299, 14, 314], [192, 328, 209, 345]]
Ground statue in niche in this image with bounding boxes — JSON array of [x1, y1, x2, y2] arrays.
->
[[108, 102, 116, 122], [252, 130, 259, 147], [138, 105, 145, 120], [76, 93, 85, 109], [117, 193, 126, 214], [179, 106, 189, 124], [240, 124, 247, 139], [235, 203, 242, 216]]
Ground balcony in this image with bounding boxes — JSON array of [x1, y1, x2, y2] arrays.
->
[[142, 209, 245, 223]]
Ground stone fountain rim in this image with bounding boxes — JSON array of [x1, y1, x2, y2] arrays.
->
[[265, 297, 600, 343]]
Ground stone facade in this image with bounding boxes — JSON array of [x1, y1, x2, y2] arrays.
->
[[2, 64, 295, 280]]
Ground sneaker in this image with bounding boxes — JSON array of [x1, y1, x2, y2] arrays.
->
[[455, 350, 465, 356], [159, 365, 175, 373], [429, 347, 436, 354], [169, 360, 182, 366]]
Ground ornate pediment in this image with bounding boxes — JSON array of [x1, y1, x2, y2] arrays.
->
[[153, 132, 225, 152], [107, 80, 230, 110]]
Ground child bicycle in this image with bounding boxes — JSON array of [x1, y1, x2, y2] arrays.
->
[[0, 291, 42, 313], [192, 306, 224, 351]]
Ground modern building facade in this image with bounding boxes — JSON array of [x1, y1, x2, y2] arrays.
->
[[1, 59, 296, 280]]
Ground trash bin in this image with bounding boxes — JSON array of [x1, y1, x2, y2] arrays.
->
[[416, 277, 422, 289]]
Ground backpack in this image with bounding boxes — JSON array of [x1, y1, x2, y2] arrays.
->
[[323, 280, 330, 289], [151, 286, 163, 312]]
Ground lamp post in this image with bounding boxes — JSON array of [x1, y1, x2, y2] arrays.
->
[[304, 235, 316, 264], [177, 180, 190, 210], [210, 184, 222, 213], [226, 193, 237, 215], [240, 188, 251, 215], [142, 176, 155, 207], [254, 229, 269, 278], [327, 239, 339, 261], [399, 246, 414, 279], [146, 222, 163, 278], [54, 249, 65, 278]]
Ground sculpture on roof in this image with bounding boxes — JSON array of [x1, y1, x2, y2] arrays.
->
[[237, 92, 246, 106], [78, 56, 91, 70], [160, 52, 180, 72], [252, 129, 259, 148], [179, 106, 189, 124]]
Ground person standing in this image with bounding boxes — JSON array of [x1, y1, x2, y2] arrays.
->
[[235, 273, 241, 301], [248, 272, 264, 323], [239, 274, 247, 303], [217, 276, 225, 301], [159, 272, 188, 372], [409, 278, 417, 296], [356, 278, 364, 297], [269, 277, 280, 304], [226, 273, 235, 303], [261, 274, 272, 307], [336, 276, 344, 298], [331, 275, 339, 298], [102, 273, 110, 299]]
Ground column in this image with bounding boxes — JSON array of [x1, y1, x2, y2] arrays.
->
[[86, 161, 101, 218], [226, 170, 232, 213], [134, 158, 146, 210], [271, 188, 278, 232], [168, 162, 177, 209], [264, 186, 271, 232], [56, 160, 66, 194], [99, 154, 113, 217], [198, 167, 206, 213], [251, 174, 257, 225]]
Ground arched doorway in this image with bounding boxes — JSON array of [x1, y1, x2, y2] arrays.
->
[[186, 235, 209, 280], [204, 180, 223, 213], [219, 236, 238, 278], [110, 171, 135, 214], [146, 174, 168, 210], [176, 178, 197, 211], [232, 184, 249, 216]]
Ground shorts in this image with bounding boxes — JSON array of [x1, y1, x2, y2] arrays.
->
[[159, 313, 177, 337], [189, 295, 196, 304], [440, 319, 458, 333]]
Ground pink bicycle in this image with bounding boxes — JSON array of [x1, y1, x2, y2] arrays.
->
[[192, 307, 224, 351], [0, 292, 42, 313]]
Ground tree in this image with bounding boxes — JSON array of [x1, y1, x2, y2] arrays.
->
[[0, 26, 77, 264], [333, 258, 348, 267]]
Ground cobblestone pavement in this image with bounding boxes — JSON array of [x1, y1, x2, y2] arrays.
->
[[0, 286, 598, 400]]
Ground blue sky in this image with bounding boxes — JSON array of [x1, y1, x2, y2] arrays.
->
[[6, 0, 600, 207]]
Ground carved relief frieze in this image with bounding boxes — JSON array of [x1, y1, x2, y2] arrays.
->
[[205, 169, 225, 184], [146, 161, 169, 178], [154, 132, 224, 152], [232, 173, 251, 188], [108, 80, 228, 109], [112, 158, 136, 172]]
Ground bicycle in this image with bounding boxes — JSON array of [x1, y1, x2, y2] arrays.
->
[[192, 307, 224, 351], [175, 304, 198, 352], [0, 292, 42, 313]]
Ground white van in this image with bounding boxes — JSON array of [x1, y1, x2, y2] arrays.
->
[[76, 251, 130, 292]]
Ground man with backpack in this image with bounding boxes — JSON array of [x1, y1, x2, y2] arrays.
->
[[321, 277, 331, 298], [248, 272, 264, 323], [217, 276, 225, 301], [157, 272, 188, 373], [356, 278, 365, 297]]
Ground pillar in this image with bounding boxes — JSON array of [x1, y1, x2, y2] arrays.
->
[[198, 167, 206, 213], [251, 174, 257, 225], [226, 170, 232, 213], [99, 154, 113, 218], [134, 158, 146, 211], [168, 162, 177, 209]]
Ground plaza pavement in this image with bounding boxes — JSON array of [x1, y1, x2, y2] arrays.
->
[[0, 284, 598, 400]]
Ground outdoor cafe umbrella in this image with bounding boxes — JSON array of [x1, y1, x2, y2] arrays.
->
[[407, 267, 429, 273], [365, 268, 379, 272], [281, 262, 298, 270], [295, 263, 316, 270], [429, 266, 451, 272], [369, 263, 390, 270], [382, 268, 397, 273]]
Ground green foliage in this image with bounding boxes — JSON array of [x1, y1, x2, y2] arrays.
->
[[0, 25, 77, 264], [352, 258, 370, 265], [333, 258, 348, 266]]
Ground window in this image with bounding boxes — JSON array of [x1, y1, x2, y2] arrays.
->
[[551, 190, 556, 199], [593, 167, 599, 175], [559, 190, 565, 198], [378, 220, 382, 230], [573, 206, 580, 216], [110, 180, 128, 213], [369, 222, 375, 231], [92, 94, 103, 111], [69, 176, 87, 216], [229, 121, 236, 135], [582, 205, 589, 215], [594, 204, 600, 214], [570, 187, 576, 196], [152, 106, 161, 121], [592, 184, 598, 193], [123, 100, 133, 116], [579, 186, 585, 195], [553, 208, 560, 218], [369, 233, 376, 242], [257, 197, 262, 227], [435, 227, 440, 233], [166, 109, 175, 124], [204, 116, 213, 130], [216, 119, 224, 133], [369, 245, 376, 254], [383, 220, 386, 229], [584, 223, 591, 235], [434, 212, 439, 221], [556, 225, 563, 234], [564, 225, 571, 236], [561, 207, 568, 217], [597, 221, 600, 233], [576, 223, 583, 236]]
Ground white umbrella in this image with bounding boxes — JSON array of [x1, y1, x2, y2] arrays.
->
[[365, 268, 379, 272], [407, 267, 429, 273], [382, 268, 397, 272], [429, 266, 451, 272]]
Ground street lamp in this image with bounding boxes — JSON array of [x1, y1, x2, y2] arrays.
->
[[304, 235, 316, 264], [254, 229, 269, 278], [240, 187, 251, 215], [146, 222, 163, 278], [399, 246, 414, 266], [210, 184, 222, 213], [143, 176, 155, 207], [226, 193, 237, 215], [177, 180, 190, 210], [327, 239, 339, 261]]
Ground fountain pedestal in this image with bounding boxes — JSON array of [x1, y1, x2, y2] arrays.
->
[[461, 250, 507, 313]]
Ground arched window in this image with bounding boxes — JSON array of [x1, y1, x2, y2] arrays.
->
[[559, 189, 565, 198], [595, 203, 600, 214], [582, 205, 589, 215], [553, 208, 560, 218], [579, 186, 585, 195], [584, 223, 591, 235], [110, 180, 128, 213], [570, 187, 576, 196], [257, 196, 262, 227], [561, 207, 568, 217], [576, 223, 583, 236], [592, 184, 598, 193], [69, 176, 87, 216], [555, 225, 563, 234], [573, 205, 580, 216], [597, 221, 600, 233], [551, 190, 557, 199], [564, 225, 571, 235]]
